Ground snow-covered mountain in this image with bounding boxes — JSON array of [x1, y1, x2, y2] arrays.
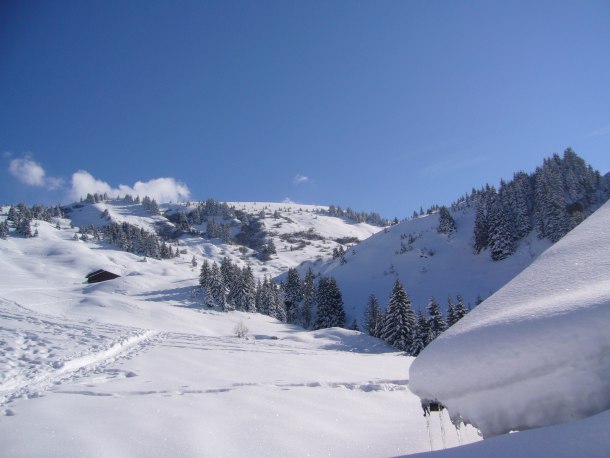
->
[[409, 199, 610, 444], [0, 206, 480, 456], [307, 204, 553, 324], [63, 199, 383, 281], [303, 151, 609, 326], [2, 150, 609, 456]]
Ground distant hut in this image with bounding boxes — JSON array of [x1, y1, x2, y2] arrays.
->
[[86, 269, 120, 284]]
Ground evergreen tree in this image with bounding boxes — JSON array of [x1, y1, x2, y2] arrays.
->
[[473, 194, 489, 253], [265, 280, 286, 322], [454, 294, 468, 322], [149, 199, 160, 215], [301, 268, 316, 329], [534, 156, 569, 242], [487, 192, 516, 260], [209, 263, 227, 310], [0, 220, 9, 239], [363, 294, 384, 338], [411, 310, 430, 356], [437, 206, 457, 235], [255, 279, 264, 314], [199, 260, 211, 288], [426, 297, 446, 340], [15, 217, 33, 237], [237, 266, 256, 312], [284, 268, 303, 324], [381, 279, 416, 352], [446, 296, 457, 327], [314, 277, 346, 329]]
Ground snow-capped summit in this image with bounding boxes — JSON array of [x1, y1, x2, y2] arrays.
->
[[409, 200, 610, 438]]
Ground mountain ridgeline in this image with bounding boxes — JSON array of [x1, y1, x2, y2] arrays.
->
[[1, 150, 608, 354]]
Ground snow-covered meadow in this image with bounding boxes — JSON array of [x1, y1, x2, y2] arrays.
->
[[0, 215, 478, 457]]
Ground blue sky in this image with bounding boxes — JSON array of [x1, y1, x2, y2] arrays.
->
[[1, 0, 609, 218]]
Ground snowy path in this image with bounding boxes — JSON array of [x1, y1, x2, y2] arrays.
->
[[0, 298, 161, 409]]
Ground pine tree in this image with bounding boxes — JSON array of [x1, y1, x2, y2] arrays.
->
[[426, 297, 446, 340], [411, 310, 430, 356], [0, 220, 9, 239], [473, 194, 489, 253], [284, 268, 303, 324], [238, 266, 256, 312], [363, 294, 384, 338], [254, 279, 264, 314], [534, 156, 569, 242], [446, 296, 457, 328], [454, 294, 468, 322], [487, 192, 516, 260], [314, 277, 346, 329], [15, 217, 33, 237], [437, 206, 457, 235], [266, 280, 286, 322], [301, 268, 316, 329], [209, 263, 227, 310], [149, 199, 160, 215], [381, 279, 416, 352]]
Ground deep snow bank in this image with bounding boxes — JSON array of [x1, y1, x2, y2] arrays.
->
[[409, 200, 610, 438]]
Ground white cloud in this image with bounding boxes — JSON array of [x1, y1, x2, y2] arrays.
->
[[586, 124, 610, 138], [282, 197, 295, 204], [8, 156, 63, 189], [69, 171, 190, 203], [293, 174, 310, 185]]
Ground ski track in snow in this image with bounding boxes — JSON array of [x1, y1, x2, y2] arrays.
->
[[52, 331, 410, 398], [0, 299, 162, 409]]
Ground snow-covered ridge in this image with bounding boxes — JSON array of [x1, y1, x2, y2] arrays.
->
[[409, 200, 610, 438], [63, 199, 383, 281], [302, 205, 552, 324]]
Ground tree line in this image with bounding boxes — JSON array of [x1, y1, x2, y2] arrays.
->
[[198, 263, 346, 330], [363, 280, 470, 356]]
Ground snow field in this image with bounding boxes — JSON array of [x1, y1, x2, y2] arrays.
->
[[409, 200, 610, 438], [0, 213, 479, 456]]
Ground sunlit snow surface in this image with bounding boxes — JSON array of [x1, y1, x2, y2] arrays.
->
[[410, 201, 610, 439], [0, 213, 479, 457]]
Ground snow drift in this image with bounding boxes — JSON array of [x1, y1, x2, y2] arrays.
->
[[409, 200, 610, 438]]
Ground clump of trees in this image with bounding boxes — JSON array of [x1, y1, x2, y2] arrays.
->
[[363, 281, 472, 356], [472, 149, 606, 260], [198, 263, 345, 330]]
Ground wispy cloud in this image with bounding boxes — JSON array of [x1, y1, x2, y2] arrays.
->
[[419, 154, 490, 178], [8, 155, 63, 189], [282, 197, 295, 204], [69, 171, 190, 203], [293, 174, 310, 185], [585, 124, 610, 138]]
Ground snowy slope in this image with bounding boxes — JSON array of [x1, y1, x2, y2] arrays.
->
[[306, 205, 552, 323], [0, 215, 480, 456], [65, 199, 382, 281], [409, 200, 610, 438], [405, 409, 610, 458]]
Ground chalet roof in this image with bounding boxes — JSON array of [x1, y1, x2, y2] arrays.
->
[[85, 269, 121, 283]]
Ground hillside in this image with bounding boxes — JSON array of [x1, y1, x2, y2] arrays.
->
[[409, 199, 610, 441], [308, 205, 552, 324], [63, 199, 382, 281], [0, 213, 480, 456], [302, 151, 608, 326]]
